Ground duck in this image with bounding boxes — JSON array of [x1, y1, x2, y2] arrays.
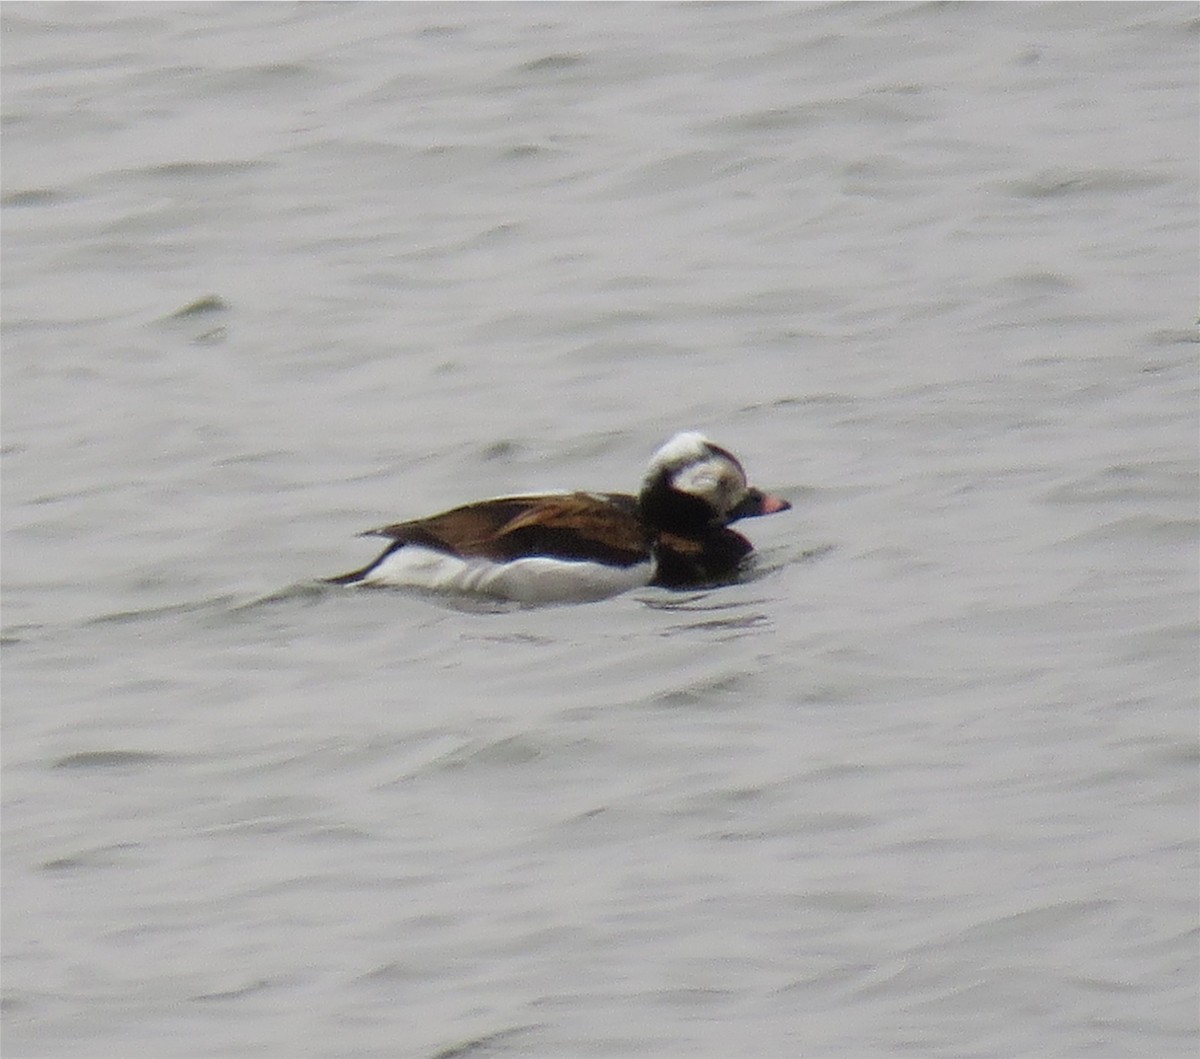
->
[[325, 431, 791, 604]]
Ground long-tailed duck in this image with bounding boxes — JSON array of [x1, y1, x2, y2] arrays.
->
[[326, 431, 791, 603]]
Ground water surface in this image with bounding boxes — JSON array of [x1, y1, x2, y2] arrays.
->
[[3, 4, 1197, 1057]]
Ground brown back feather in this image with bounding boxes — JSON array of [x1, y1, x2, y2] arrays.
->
[[371, 493, 648, 566]]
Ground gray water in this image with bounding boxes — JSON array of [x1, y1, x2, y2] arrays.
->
[[2, 4, 1197, 1058]]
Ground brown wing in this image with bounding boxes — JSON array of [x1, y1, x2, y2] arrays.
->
[[369, 493, 649, 567]]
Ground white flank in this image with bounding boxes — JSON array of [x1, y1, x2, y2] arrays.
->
[[357, 545, 654, 604]]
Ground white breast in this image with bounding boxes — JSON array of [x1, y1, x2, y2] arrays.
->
[[356, 545, 654, 604]]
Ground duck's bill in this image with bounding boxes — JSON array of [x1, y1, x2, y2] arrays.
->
[[729, 488, 792, 521]]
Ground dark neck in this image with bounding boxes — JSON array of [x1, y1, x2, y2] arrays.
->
[[637, 476, 718, 534]]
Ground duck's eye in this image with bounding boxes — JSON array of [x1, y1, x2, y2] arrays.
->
[[673, 457, 745, 503]]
